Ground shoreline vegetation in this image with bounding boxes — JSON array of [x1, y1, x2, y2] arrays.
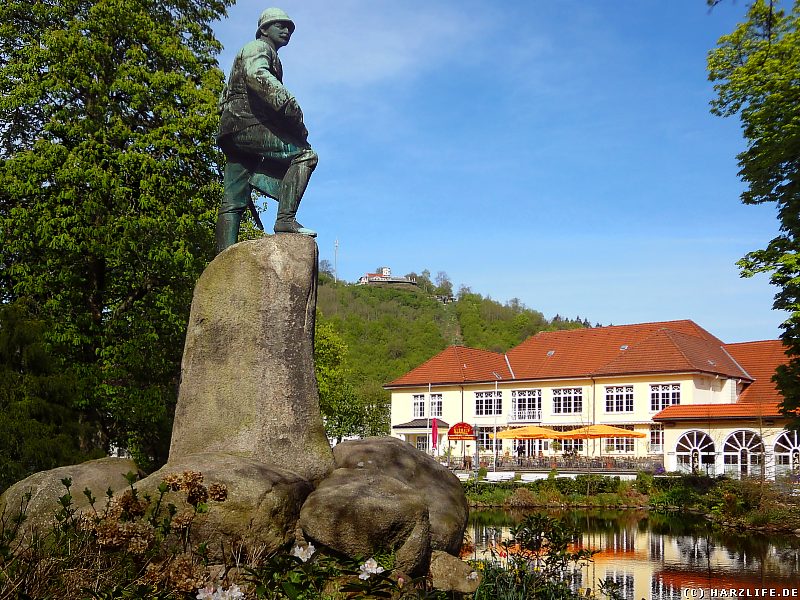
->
[[0, 473, 623, 599], [461, 471, 800, 534]]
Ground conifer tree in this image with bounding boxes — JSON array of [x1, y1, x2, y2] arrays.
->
[[0, 302, 105, 493], [0, 0, 231, 466]]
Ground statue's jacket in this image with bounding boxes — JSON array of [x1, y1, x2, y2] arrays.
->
[[217, 37, 307, 146]]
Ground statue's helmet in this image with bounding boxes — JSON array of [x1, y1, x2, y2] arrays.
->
[[257, 8, 295, 35]]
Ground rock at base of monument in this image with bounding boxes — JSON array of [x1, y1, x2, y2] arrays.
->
[[137, 452, 313, 558], [0, 453, 313, 562], [332, 436, 468, 555], [429, 550, 481, 593], [298, 468, 432, 576], [0, 457, 140, 536], [169, 236, 334, 484]]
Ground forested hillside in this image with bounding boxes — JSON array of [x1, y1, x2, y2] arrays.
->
[[316, 270, 591, 437]]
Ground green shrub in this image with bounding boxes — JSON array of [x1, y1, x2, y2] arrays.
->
[[471, 513, 595, 600], [650, 486, 702, 509], [634, 471, 654, 495]]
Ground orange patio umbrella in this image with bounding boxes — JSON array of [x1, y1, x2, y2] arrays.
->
[[555, 424, 646, 439], [554, 425, 647, 480], [490, 425, 561, 439]]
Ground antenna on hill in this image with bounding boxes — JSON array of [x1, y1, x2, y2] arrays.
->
[[334, 238, 339, 283]]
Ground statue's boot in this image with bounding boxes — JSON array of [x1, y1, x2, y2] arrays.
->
[[215, 212, 241, 253], [274, 151, 317, 237]]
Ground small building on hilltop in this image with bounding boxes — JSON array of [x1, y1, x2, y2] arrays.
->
[[357, 267, 417, 286], [384, 319, 795, 480]]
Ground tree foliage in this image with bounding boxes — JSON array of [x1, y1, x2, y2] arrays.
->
[[454, 291, 586, 353], [0, 0, 231, 467], [0, 302, 105, 493], [315, 318, 369, 442], [316, 275, 590, 433], [708, 0, 800, 427]]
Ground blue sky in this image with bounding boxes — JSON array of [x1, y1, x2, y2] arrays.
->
[[213, 1, 788, 343]]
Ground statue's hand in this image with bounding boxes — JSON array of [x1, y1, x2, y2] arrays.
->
[[283, 97, 308, 141], [284, 97, 304, 123], [296, 122, 309, 142]]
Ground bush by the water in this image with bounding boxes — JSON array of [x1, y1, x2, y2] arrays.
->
[[463, 472, 800, 532], [470, 513, 623, 600]]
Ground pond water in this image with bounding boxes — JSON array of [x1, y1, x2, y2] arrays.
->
[[466, 509, 800, 599]]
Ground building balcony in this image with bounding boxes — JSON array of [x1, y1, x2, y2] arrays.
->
[[508, 409, 542, 422]]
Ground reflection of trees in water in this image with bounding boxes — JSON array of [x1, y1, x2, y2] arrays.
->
[[716, 529, 785, 562], [775, 546, 800, 573], [674, 535, 715, 565], [647, 511, 710, 536], [467, 509, 516, 528]]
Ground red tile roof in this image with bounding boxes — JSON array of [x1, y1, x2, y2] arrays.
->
[[505, 320, 746, 380], [386, 345, 512, 387], [724, 340, 786, 404], [652, 401, 783, 421], [652, 339, 788, 421]]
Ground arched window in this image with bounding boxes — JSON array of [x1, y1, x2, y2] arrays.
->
[[723, 431, 764, 479], [676, 431, 715, 474], [774, 431, 800, 478]]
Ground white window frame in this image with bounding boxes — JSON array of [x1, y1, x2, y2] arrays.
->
[[552, 387, 583, 414], [605, 438, 635, 453], [413, 394, 425, 418], [476, 426, 499, 451], [429, 393, 443, 417], [416, 435, 429, 452], [475, 390, 502, 416], [560, 438, 584, 453], [511, 389, 542, 420], [650, 383, 680, 411], [649, 424, 663, 453], [605, 385, 634, 413]]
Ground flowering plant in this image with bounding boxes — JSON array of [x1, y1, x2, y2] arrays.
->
[[196, 583, 244, 600], [358, 557, 385, 580]]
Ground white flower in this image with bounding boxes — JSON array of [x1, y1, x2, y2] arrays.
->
[[358, 557, 385, 580], [196, 584, 244, 600], [197, 583, 217, 600], [290, 542, 316, 562], [219, 584, 244, 600], [196, 586, 216, 600]]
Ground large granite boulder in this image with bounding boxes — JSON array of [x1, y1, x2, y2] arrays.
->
[[0, 457, 139, 535], [298, 468, 432, 576], [429, 550, 481, 594], [135, 453, 313, 556], [0, 453, 312, 559], [169, 236, 334, 484], [332, 437, 468, 554]]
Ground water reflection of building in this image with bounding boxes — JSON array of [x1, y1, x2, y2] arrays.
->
[[469, 513, 800, 600]]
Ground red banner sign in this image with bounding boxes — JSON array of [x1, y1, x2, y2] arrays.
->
[[447, 422, 476, 440]]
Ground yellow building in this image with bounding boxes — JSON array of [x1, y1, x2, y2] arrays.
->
[[385, 320, 793, 479]]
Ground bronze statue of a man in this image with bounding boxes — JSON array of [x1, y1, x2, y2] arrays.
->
[[215, 7, 318, 253]]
